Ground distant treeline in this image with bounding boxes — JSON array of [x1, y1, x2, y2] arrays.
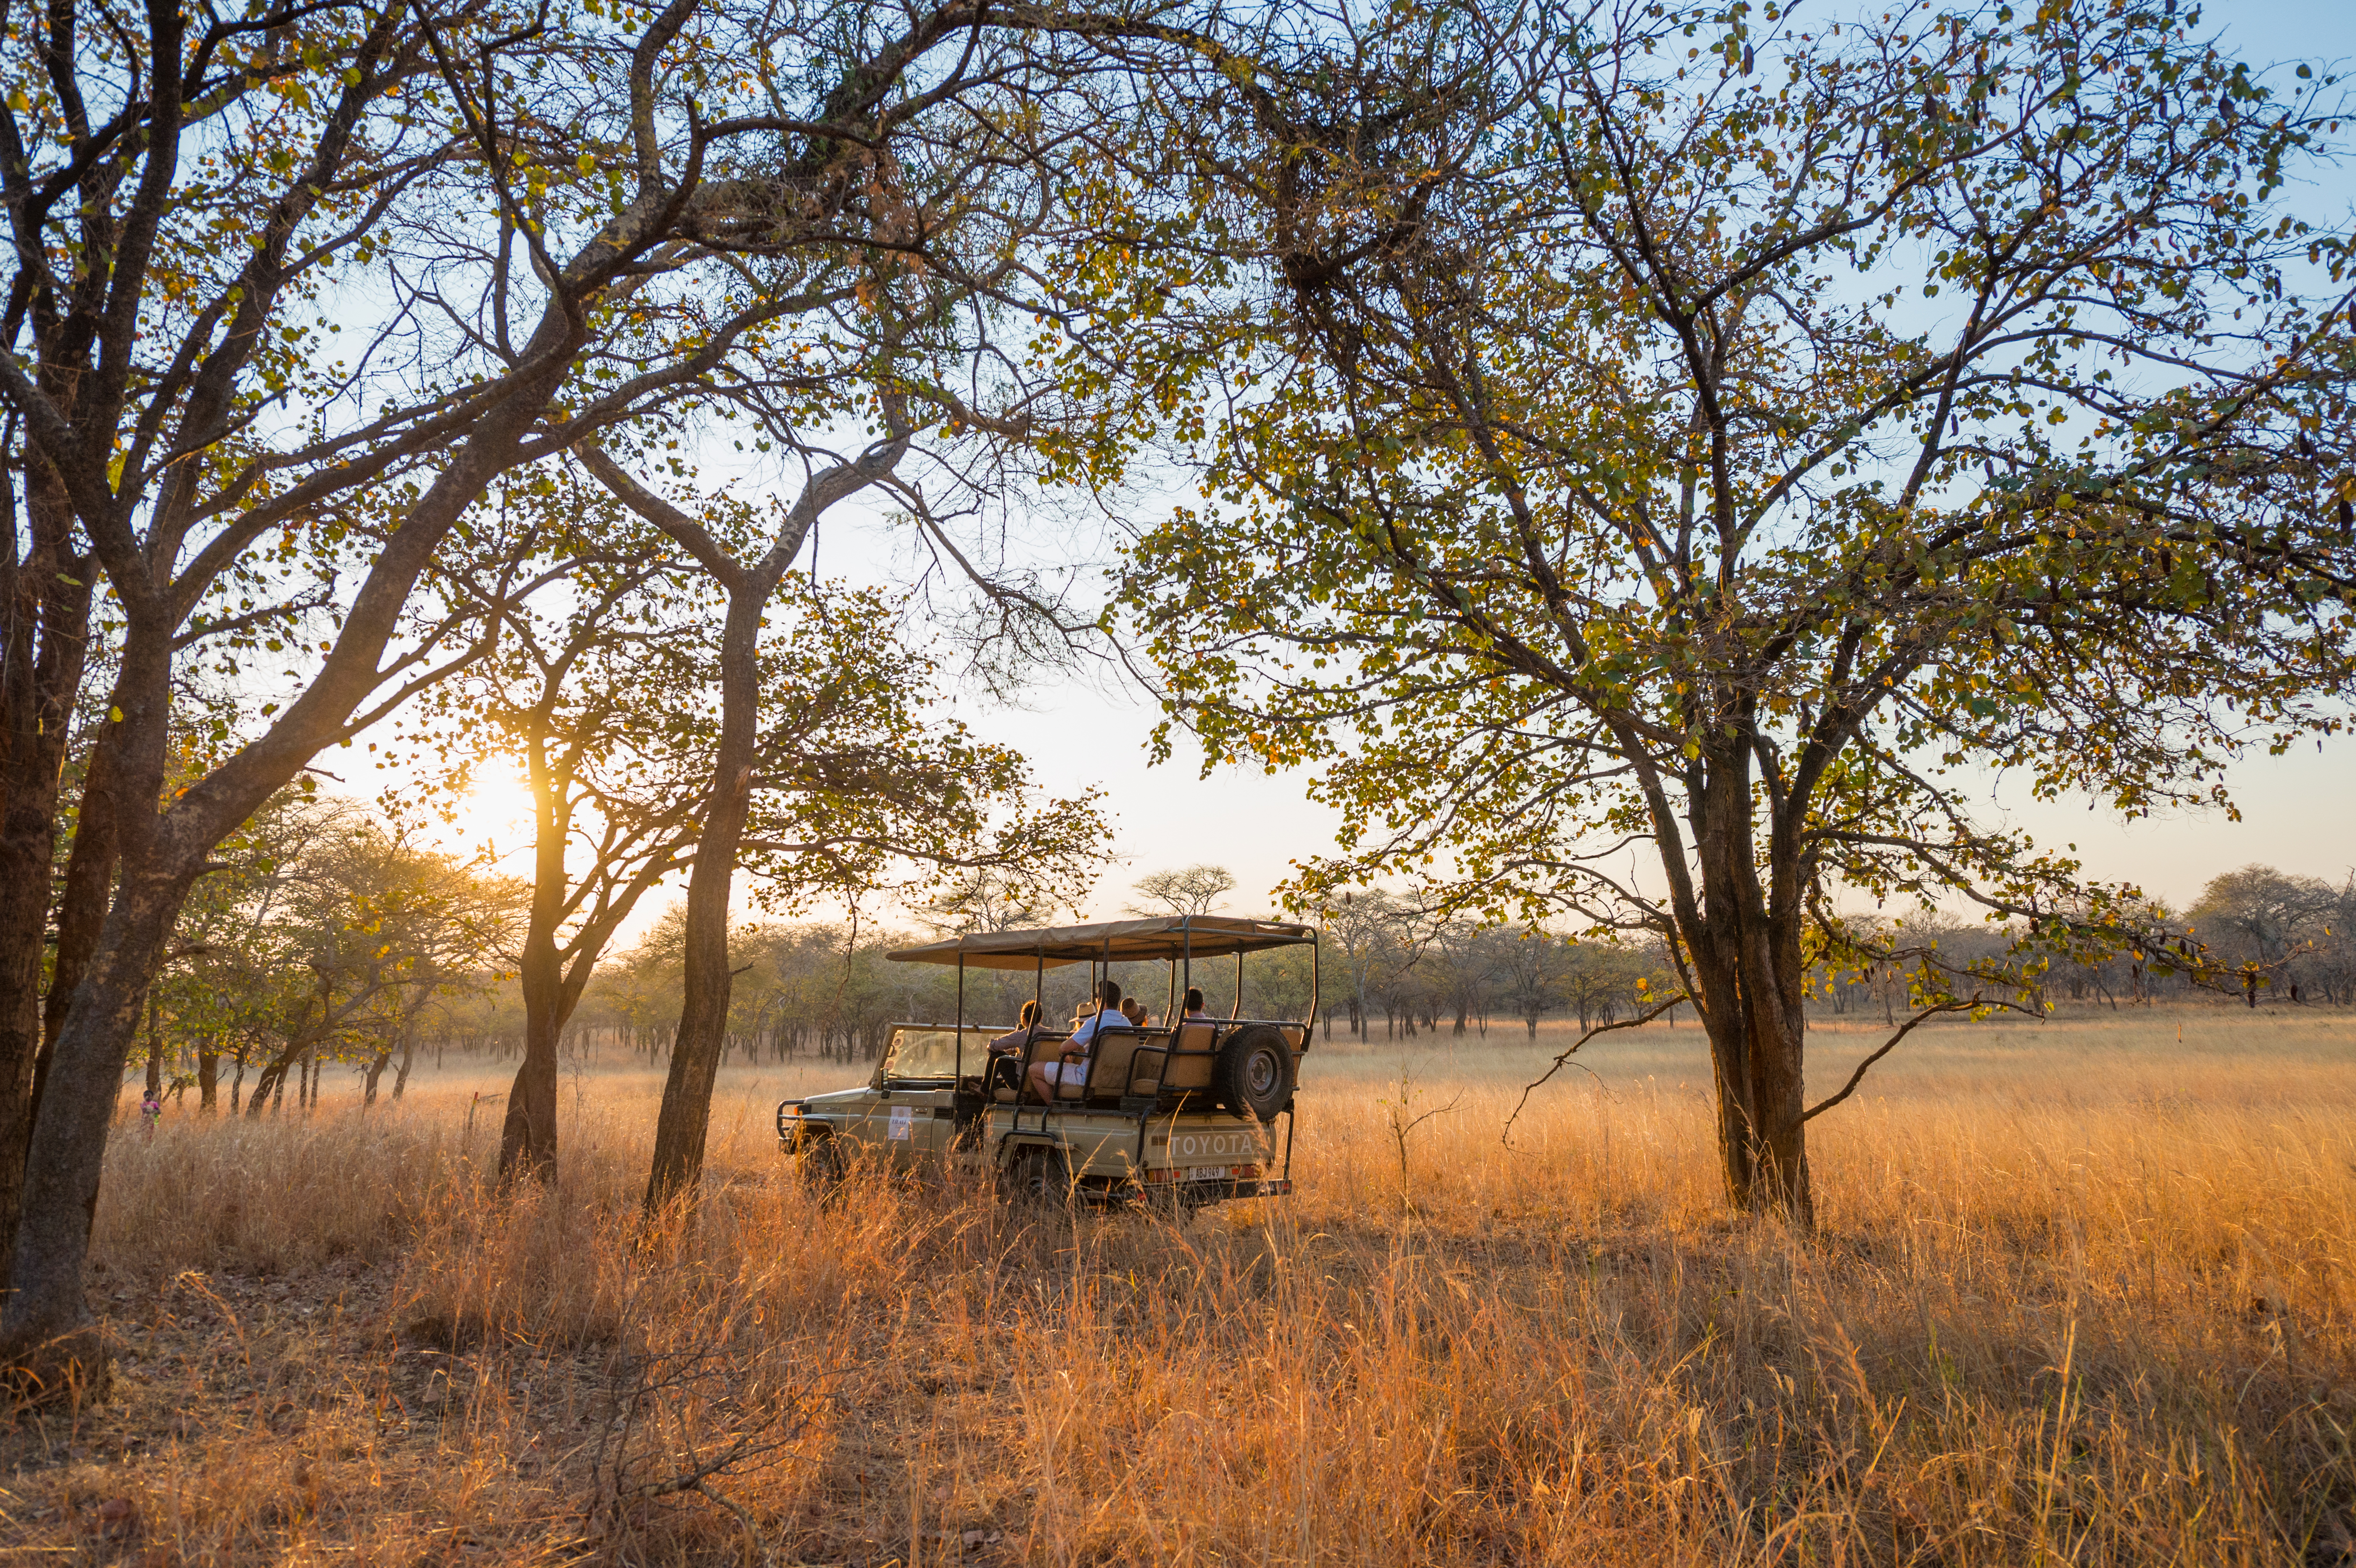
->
[[129, 825, 2353, 1111]]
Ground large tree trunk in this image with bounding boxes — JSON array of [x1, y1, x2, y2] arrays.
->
[[0, 464, 93, 1293], [498, 964, 567, 1179], [36, 731, 121, 1113], [586, 434, 906, 1213], [1, 862, 191, 1386], [1682, 736, 1814, 1225], [0, 364, 572, 1383], [197, 1046, 218, 1110], [499, 739, 584, 1181], [643, 586, 763, 1210]]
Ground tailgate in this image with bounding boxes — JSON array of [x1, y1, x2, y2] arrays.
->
[[1141, 1119, 1276, 1188]]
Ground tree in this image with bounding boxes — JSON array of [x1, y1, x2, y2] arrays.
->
[[1313, 889, 1402, 1039], [401, 477, 712, 1179], [0, 0, 1160, 1380], [160, 793, 514, 1114], [1128, 863, 1238, 918], [2189, 864, 2337, 1006], [238, 815, 509, 1113], [1496, 929, 1571, 1040], [920, 864, 1075, 935], [578, 459, 1111, 1209], [1122, 0, 2356, 1221]]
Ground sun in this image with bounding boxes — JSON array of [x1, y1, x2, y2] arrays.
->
[[452, 756, 536, 854]]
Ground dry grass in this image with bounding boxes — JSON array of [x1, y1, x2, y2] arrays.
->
[[1, 1006, 2351, 1566]]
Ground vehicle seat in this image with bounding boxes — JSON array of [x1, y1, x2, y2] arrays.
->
[[1126, 1028, 1171, 1097], [1161, 1021, 1220, 1093], [1033, 1028, 1093, 1102], [1083, 1028, 1152, 1103], [1053, 1042, 1092, 1101]]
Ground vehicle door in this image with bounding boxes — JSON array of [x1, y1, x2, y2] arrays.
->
[[868, 1027, 961, 1170]]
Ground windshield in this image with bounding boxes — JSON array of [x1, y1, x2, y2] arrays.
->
[[881, 1027, 982, 1081]]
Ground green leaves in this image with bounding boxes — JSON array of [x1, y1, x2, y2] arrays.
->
[[1109, 0, 2354, 1043]]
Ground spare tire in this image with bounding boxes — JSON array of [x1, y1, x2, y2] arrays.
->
[[1216, 1025, 1294, 1121]]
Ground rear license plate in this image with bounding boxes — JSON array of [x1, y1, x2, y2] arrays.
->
[[1187, 1166, 1229, 1184]]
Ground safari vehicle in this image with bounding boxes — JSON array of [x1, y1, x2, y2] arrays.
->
[[775, 916, 1316, 1206]]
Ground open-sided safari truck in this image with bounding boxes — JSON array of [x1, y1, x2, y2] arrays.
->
[[775, 915, 1317, 1206]]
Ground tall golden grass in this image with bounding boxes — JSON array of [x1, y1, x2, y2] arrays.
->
[[1, 1008, 2348, 1566]]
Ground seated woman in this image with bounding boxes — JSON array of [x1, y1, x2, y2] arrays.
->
[[986, 1001, 1041, 1097], [1120, 997, 1152, 1029], [1030, 979, 1124, 1102]]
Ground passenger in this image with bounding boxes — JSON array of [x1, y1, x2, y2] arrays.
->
[[986, 1001, 1041, 1097], [1183, 987, 1208, 1020], [1121, 997, 1151, 1029], [991, 999, 1042, 1057], [1030, 978, 1123, 1103]]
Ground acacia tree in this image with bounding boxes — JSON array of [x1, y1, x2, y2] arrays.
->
[[1128, 863, 1237, 917], [158, 792, 512, 1113], [1123, 0, 2356, 1220], [0, 0, 1178, 1380], [410, 469, 1107, 1183], [237, 813, 509, 1113]]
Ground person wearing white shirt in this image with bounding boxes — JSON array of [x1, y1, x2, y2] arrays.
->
[[1030, 979, 1124, 1103]]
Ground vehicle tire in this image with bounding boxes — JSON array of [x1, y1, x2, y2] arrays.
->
[[1215, 1025, 1293, 1121], [1008, 1144, 1072, 1209], [799, 1133, 847, 1198]]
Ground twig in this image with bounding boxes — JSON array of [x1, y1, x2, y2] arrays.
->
[[1503, 993, 1686, 1146], [1804, 997, 2015, 1122]]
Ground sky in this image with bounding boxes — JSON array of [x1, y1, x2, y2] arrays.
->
[[425, 0, 2356, 940]]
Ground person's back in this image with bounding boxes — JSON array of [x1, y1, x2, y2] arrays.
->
[[1030, 979, 1123, 1102]]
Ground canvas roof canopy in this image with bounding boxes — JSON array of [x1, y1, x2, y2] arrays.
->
[[887, 915, 1317, 971]]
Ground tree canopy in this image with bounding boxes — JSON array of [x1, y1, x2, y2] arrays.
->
[[1118, 0, 2356, 1217]]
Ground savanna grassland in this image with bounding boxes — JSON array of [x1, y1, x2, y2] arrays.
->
[[1, 1007, 2350, 1567]]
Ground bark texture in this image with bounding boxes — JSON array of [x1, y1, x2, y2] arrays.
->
[[0, 463, 94, 1293], [1667, 734, 1814, 1224], [642, 589, 763, 1207]]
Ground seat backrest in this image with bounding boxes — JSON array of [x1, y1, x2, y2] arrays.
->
[[1126, 1029, 1170, 1096], [1082, 1028, 1145, 1102], [1161, 1021, 1220, 1091]]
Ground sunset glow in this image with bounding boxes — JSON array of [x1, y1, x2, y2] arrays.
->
[[452, 757, 535, 856]]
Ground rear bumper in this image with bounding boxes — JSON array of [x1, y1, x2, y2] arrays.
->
[[1152, 1176, 1292, 1204]]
